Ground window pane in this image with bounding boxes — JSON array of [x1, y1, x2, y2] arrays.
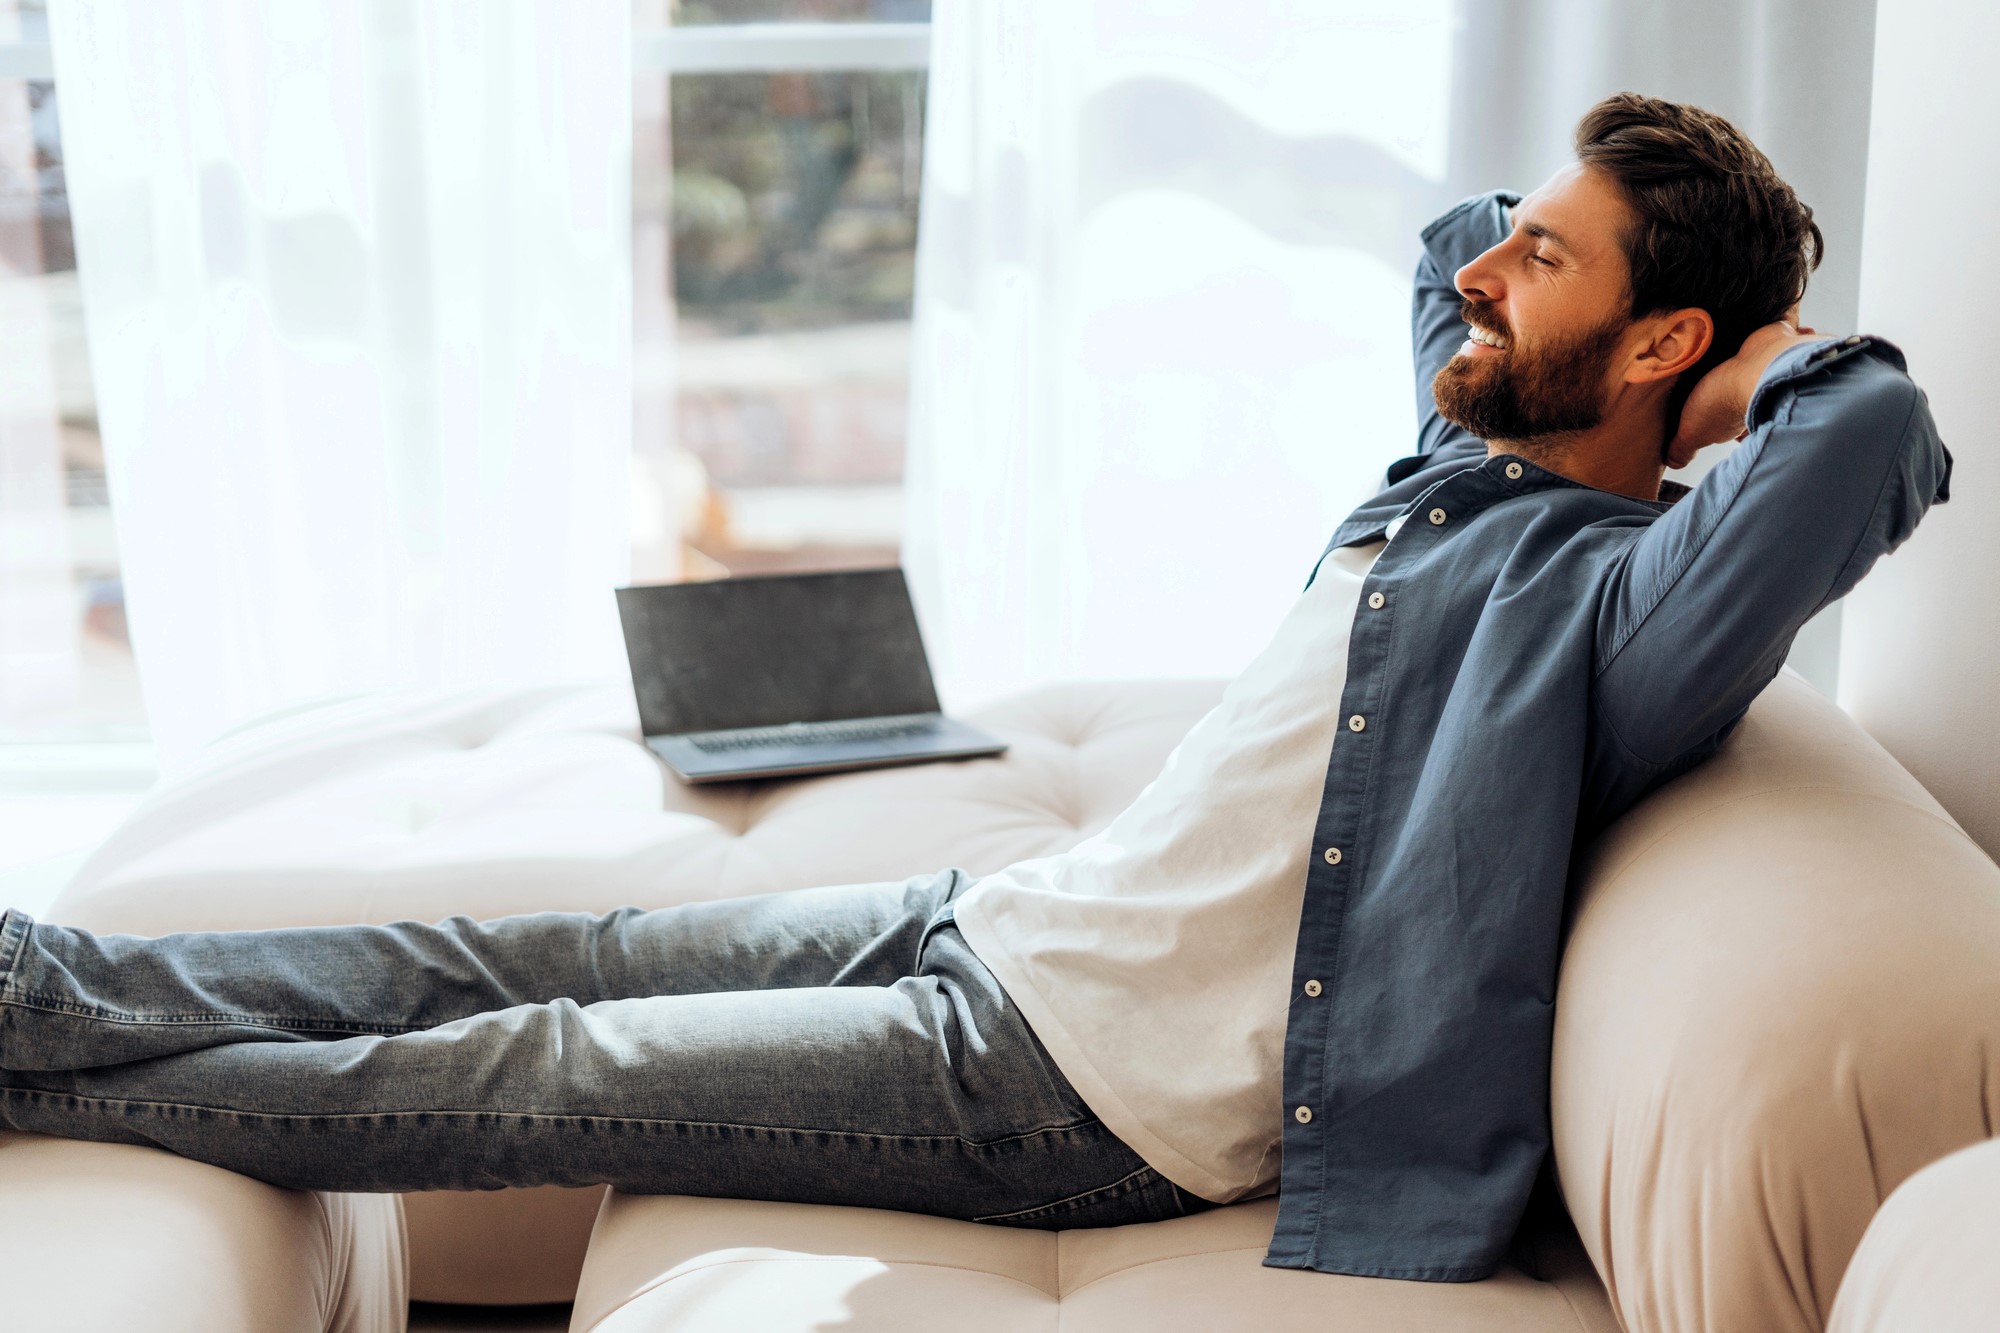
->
[[671, 1, 931, 24], [0, 76, 145, 743], [0, 0, 46, 42], [635, 67, 925, 580]]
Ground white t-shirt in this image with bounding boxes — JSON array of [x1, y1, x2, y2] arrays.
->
[[953, 535, 1388, 1203]]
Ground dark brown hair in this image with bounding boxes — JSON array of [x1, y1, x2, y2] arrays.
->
[[1574, 92, 1823, 441]]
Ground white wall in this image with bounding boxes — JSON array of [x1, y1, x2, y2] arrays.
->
[[1839, 0, 2000, 855]]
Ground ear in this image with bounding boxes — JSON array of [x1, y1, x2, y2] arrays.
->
[[1624, 308, 1713, 385]]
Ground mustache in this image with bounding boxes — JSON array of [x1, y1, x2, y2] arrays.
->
[[1458, 298, 1511, 343]]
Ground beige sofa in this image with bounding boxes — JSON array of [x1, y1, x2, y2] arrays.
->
[[1827, 1136, 2000, 1332], [8, 670, 1999, 1332]]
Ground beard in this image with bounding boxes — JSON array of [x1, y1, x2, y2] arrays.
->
[[1431, 299, 1629, 447]]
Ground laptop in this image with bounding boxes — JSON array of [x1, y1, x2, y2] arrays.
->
[[615, 566, 1009, 784]]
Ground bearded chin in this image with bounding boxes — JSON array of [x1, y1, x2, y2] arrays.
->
[[1432, 353, 1605, 442]]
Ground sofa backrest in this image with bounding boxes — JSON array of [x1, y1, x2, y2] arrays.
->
[[1556, 670, 2000, 1333]]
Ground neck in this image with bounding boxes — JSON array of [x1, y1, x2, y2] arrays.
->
[[1487, 416, 1667, 502]]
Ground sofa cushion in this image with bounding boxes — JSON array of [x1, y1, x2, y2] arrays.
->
[[56, 679, 1222, 934], [0, 1131, 405, 1333], [50, 677, 1227, 1304], [1553, 672, 2000, 1333], [1827, 1137, 2000, 1333], [568, 1194, 1619, 1333]]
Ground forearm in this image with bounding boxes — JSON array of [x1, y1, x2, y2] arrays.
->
[[1411, 190, 1520, 458], [1596, 338, 1949, 762]]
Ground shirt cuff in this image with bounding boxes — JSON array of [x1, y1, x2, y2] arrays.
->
[[1418, 189, 1520, 279]]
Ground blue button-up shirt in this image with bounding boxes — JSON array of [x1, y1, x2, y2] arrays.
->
[[1265, 189, 1953, 1280]]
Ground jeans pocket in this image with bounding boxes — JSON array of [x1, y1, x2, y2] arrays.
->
[[912, 899, 963, 971], [1167, 1181, 1221, 1219]]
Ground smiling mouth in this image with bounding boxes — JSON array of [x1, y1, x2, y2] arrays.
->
[[1463, 323, 1511, 351]]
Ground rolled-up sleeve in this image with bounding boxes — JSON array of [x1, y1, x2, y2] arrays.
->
[[1591, 336, 1953, 766], [1409, 190, 1520, 466]]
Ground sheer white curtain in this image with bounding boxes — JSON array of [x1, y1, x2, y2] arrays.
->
[[904, 0, 1455, 711], [47, 0, 633, 774], [904, 0, 1876, 708]]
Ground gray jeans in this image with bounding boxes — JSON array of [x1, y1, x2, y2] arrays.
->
[[0, 869, 1209, 1228]]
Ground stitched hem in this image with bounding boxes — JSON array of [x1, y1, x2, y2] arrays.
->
[[1259, 1250, 1499, 1282], [0, 908, 30, 991], [0, 1086, 1101, 1153], [0, 908, 32, 1070]]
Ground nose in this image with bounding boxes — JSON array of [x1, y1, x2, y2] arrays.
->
[[1455, 240, 1506, 305]]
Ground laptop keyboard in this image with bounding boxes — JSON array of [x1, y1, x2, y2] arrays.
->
[[685, 714, 942, 755]]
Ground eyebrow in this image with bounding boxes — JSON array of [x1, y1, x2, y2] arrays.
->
[[1520, 220, 1575, 255]]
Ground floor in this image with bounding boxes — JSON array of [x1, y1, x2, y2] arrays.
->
[[409, 1305, 572, 1333]]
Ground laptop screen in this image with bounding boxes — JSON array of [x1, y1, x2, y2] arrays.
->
[[615, 567, 944, 736]]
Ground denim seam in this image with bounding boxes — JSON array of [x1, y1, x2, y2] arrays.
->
[[0, 910, 31, 992], [0, 908, 32, 980], [970, 1163, 1156, 1224], [0, 910, 31, 1069], [0, 1087, 1100, 1151], [0, 995, 433, 1036]]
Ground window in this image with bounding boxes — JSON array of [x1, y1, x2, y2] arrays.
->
[[632, 1, 930, 581], [0, 1, 144, 748], [0, 1, 934, 754]]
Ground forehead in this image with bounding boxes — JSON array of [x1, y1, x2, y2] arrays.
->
[[1515, 162, 1633, 272]]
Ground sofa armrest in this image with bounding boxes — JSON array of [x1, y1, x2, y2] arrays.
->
[[1551, 673, 2000, 1333], [0, 1132, 406, 1333], [1826, 1136, 2000, 1332]]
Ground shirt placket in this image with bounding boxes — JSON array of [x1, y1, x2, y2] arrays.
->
[[1276, 460, 1518, 1257]]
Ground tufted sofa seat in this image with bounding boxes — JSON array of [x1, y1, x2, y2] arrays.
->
[[567, 1193, 1613, 1333], [47, 676, 1230, 1306], [34, 669, 2000, 1332]]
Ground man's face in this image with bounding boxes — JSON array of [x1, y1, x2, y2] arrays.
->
[[1432, 164, 1641, 445]]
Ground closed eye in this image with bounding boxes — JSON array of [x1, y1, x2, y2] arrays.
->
[[1529, 254, 1557, 267]]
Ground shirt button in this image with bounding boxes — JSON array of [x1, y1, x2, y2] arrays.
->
[[1303, 979, 1323, 997], [1428, 507, 1447, 526], [1348, 714, 1366, 733], [1842, 334, 1863, 347], [1367, 591, 1385, 609], [1294, 1105, 1314, 1124], [1504, 462, 1523, 480], [1323, 846, 1342, 865]]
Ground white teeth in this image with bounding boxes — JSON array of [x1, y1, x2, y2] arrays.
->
[[1467, 324, 1509, 349]]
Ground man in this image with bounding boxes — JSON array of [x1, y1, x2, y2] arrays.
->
[[0, 93, 1950, 1282]]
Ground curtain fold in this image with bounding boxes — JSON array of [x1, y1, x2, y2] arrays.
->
[[48, 0, 633, 773], [905, 0, 1455, 712], [904, 0, 1875, 708]]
